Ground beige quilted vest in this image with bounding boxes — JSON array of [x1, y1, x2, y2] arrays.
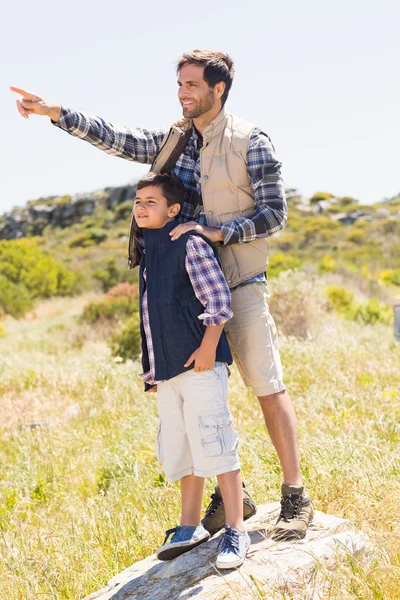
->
[[151, 107, 269, 288]]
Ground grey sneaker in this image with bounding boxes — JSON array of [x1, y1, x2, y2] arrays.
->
[[156, 525, 210, 561], [201, 484, 257, 536], [272, 483, 314, 540], [216, 526, 251, 569]]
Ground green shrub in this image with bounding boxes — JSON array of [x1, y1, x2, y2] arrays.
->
[[268, 253, 301, 278], [325, 286, 393, 326], [310, 192, 334, 204], [325, 285, 355, 317], [0, 275, 34, 318], [69, 228, 108, 248], [81, 297, 137, 323], [274, 233, 295, 251], [93, 259, 123, 292], [81, 283, 139, 324], [339, 196, 359, 206], [347, 229, 366, 244], [354, 299, 393, 326], [114, 200, 133, 222], [111, 314, 141, 361], [382, 269, 400, 287], [319, 254, 336, 274], [0, 240, 77, 303]]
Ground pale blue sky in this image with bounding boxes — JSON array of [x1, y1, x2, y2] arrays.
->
[[2, 0, 399, 214]]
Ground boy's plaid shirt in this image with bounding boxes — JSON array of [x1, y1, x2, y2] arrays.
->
[[140, 235, 233, 385], [54, 108, 287, 246]]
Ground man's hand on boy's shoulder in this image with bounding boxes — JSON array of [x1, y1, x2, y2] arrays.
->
[[184, 343, 216, 372], [170, 221, 223, 244]]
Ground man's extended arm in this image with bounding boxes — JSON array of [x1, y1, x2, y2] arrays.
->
[[10, 86, 167, 164], [53, 108, 167, 164]]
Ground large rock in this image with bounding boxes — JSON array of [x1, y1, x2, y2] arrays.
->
[[84, 503, 372, 600]]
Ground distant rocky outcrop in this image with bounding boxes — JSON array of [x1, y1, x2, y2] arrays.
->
[[0, 184, 137, 240], [84, 503, 372, 600], [1, 184, 399, 242]]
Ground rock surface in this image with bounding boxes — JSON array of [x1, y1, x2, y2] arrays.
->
[[83, 503, 371, 600]]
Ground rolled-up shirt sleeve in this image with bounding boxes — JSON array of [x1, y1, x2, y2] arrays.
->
[[185, 236, 233, 326], [52, 107, 167, 164], [220, 128, 287, 245]]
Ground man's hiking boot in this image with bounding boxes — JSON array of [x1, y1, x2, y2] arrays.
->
[[272, 483, 314, 540], [201, 483, 257, 536]]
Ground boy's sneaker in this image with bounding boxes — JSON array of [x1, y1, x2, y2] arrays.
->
[[201, 483, 257, 536], [156, 525, 210, 561], [272, 483, 314, 540], [216, 526, 251, 569]]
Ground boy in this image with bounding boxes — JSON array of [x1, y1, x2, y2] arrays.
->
[[134, 172, 251, 569]]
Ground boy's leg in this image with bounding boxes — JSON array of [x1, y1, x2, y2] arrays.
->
[[180, 474, 205, 526], [216, 469, 251, 569], [216, 469, 244, 532]]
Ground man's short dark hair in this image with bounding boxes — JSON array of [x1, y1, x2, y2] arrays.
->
[[176, 50, 235, 106], [137, 172, 186, 210]]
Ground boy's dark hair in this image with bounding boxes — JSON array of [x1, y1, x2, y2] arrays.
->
[[176, 49, 235, 106], [137, 172, 186, 210]]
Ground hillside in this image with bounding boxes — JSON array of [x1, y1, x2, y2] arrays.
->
[[0, 183, 399, 321]]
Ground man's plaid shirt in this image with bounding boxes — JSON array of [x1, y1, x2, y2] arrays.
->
[[141, 235, 233, 385], [54, 108, 287, 248]]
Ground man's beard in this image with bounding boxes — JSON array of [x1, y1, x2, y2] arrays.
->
[[182, 90, 214, 118]]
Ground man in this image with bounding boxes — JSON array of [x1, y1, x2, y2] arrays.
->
[[11, 49, 314, 539]]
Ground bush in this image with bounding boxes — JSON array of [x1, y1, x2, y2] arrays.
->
[[0, 276, 35, 318], [93, 259, 123, 292], [309, 192, 334, 204], [354, 299, 393, 326], [319, 255, 336, 274], [325, 285, 355, 317], [106, 282, 139, 300], [339, 196, 359, 206], [325, 285, 393, 326], [114, 200, 134, 222], [81, 283, 139, 324], [0, 240, 77, 317], [347, 230, 366, 244], [382, 269, 400, 287], [268, 253, 301, 278], [69, 228, 108, 248], [112, 314, 141, 361]]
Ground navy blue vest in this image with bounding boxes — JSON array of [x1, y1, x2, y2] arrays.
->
[[140, 221, 232, 387]]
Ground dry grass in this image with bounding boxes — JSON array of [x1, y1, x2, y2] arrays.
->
[[0, 278, 399, 599]]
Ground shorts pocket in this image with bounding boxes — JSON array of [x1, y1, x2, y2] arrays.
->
[[202, 434, 223, 457], [198, 409, 239, 457], [156, 420, 164, 462]]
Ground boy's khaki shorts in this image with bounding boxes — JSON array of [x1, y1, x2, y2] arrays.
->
[[156, 364, 240, 482], [225, 281, 285, 397]]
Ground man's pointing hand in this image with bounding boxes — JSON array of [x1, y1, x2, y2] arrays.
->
[[10, 86, 62, 122]]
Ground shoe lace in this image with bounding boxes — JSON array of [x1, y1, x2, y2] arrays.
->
[[279, 493, 302, 521], [162, 527, 178, 545], [218, 526, 240, 555], [205, 492, 223, 517]]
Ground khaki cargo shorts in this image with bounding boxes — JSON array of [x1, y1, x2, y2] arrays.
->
[[224, 281, 285, 397], [156, 364, 240, 482]]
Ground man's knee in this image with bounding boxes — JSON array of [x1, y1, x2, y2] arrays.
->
[[257, 388, 288, 405]]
